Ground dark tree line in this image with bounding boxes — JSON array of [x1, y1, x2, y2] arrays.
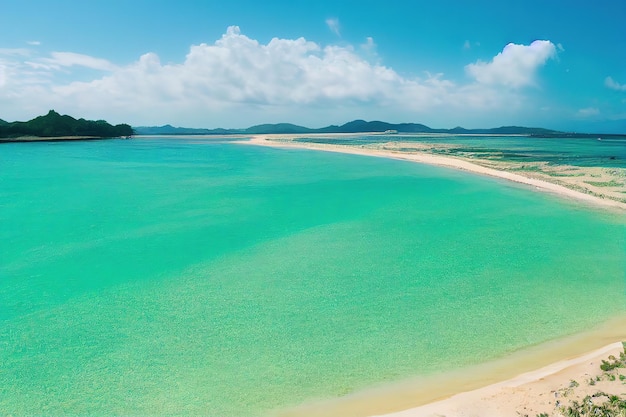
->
[[0, 110, 134, 138]]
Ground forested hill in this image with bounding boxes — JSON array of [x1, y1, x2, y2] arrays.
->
[[0, 110, 134, 139]]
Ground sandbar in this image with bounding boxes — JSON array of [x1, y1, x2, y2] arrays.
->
[[243, 134, 626, 211]]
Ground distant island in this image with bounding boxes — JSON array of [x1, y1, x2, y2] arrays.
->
[[134, 120, 625, 138], [3, 113, 622, 141], [0, 110, 134, 142], [134, 120, 565, 136]]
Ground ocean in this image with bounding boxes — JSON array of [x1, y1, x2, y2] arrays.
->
[[1, 137, 624, 416]]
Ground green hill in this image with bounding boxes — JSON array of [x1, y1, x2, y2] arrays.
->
[[245, 123, 314, 134], [0, 110, 134, 139]]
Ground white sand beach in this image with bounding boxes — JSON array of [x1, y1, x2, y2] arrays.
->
[[378, 342, 626, 417], [276, 316, 626, 417]]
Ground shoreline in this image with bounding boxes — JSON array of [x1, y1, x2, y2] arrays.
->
[[242, 134, 626, 212], [378, 341, 626, 417], [276, 314, 626, 417]]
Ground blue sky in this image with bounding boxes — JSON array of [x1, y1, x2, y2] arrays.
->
[[1, 0, 625, 132]]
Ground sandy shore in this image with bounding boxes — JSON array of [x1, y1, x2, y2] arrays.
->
[[377, 342, 626, 417], [274, 315, 626, 417], [243, 134, 626, 211]]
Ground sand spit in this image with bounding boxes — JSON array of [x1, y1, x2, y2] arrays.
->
[[243, 134, 626, 211]]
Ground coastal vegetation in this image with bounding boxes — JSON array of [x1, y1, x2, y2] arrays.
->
[[525, 343, 626, 417], [585, 180, 624, 188], [0, 110, 133, 139]]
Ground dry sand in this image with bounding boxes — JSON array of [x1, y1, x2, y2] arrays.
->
[[243, 134, 626, 211]]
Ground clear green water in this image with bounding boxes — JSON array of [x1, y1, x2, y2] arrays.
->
[[296, 135, 626, 167], [1, 138, 625, 416]]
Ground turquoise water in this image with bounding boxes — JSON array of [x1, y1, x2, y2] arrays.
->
[[1, 138, 625, 416], [296, 135, 626, 167]]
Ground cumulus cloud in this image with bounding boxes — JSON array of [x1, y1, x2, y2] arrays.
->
[[52, 27, 406, 109], [605, 76, 626, 91], [326, 18, 340, 36], [0, 27, 557, 126], [465, 40, 557, 88]]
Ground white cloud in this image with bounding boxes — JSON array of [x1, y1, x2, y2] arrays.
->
[[0, 27, 557, 127], [27, 41, 41, 46], [605, 76, 626, 91], [326, 18, 340, 36], [577, 107, 600, 117], [0, 48, 31, 56], [557, 43, 565, 52], [40, 52, 118, 71], [465, 40, 557, 88]]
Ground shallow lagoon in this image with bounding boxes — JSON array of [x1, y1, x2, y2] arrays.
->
[[296, 134, 626, 168], [1, 138, 624, 416]]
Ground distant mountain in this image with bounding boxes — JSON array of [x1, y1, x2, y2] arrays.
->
[[134, 123, 316, 135], [314, 120, 433, 133], [133, 124, 223, 135], [0, 110, 133, 139], [134, 120, 564, 136], [0, 118, 7, 126], [244, 123, 314, 134]]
